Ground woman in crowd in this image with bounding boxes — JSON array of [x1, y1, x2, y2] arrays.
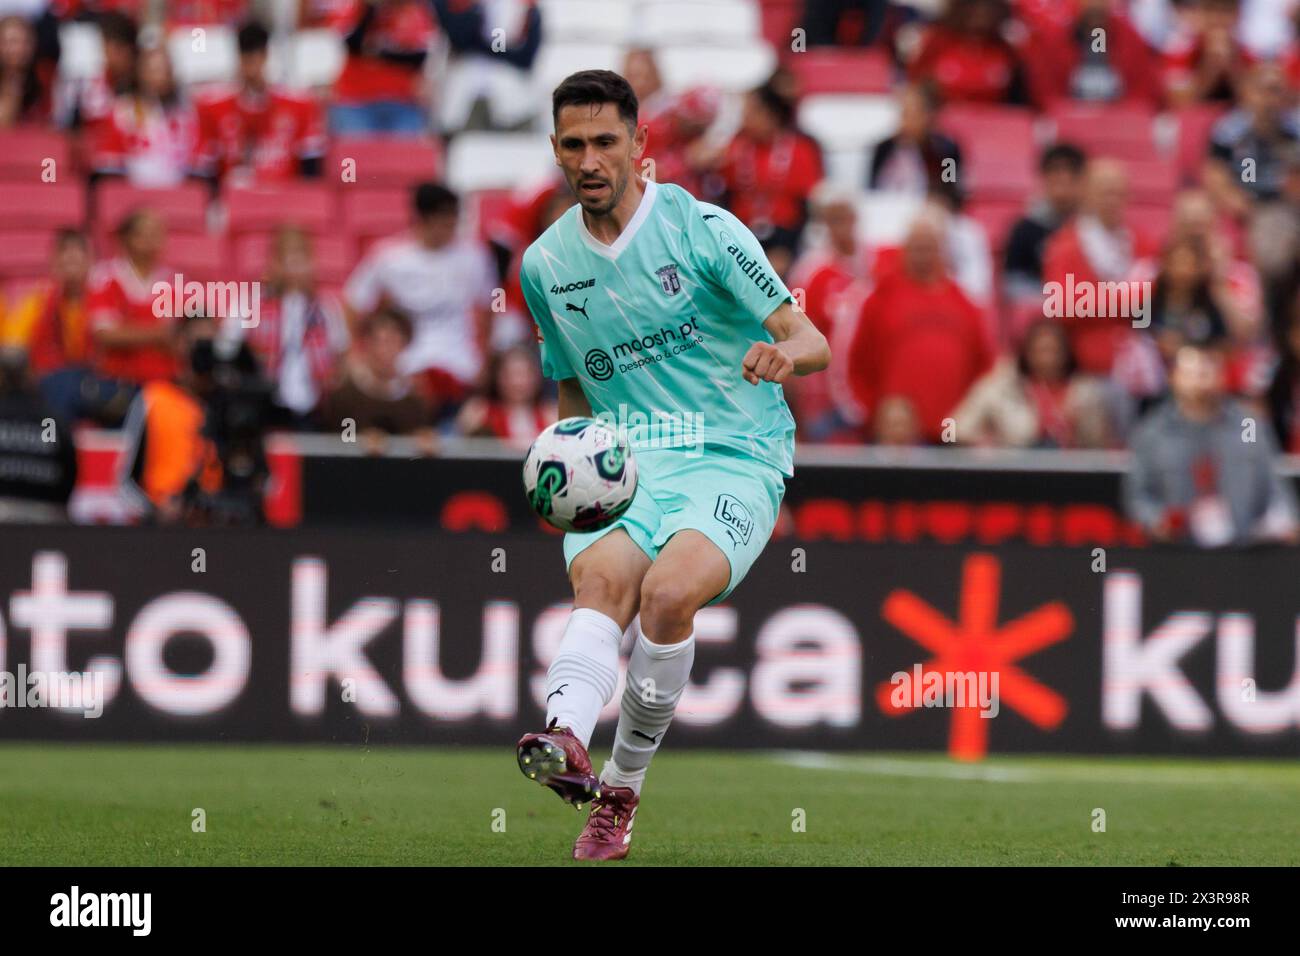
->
[[953, 318, 1115, 449], [92, 42, 199, 186], [454, 345, 555, 449]]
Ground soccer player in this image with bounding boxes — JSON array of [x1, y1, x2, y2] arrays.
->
[[515, 70, 830, 860]]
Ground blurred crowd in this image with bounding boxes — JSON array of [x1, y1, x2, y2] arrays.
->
[[0, 0, 1297, 544]]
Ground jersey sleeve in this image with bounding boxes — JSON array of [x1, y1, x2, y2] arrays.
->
[[688, 205, 792, 324], [519, 251, 576, 381]]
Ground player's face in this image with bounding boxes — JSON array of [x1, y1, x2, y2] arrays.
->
[[552, 103, 646, 216]]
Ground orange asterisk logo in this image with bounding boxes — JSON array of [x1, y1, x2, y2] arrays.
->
[[875, 553, 1073, 761]]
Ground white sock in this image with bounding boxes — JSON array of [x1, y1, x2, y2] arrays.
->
[[545, 608, 623, 749], [602, 631, 696, 795]]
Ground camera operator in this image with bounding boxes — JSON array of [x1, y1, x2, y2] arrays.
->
[[119, 311, 271, 526], [0, 347, 77, 523]]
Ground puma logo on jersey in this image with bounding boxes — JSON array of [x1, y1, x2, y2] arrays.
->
[[566, 299, 590, 320]]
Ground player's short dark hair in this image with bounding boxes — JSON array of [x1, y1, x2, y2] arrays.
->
[[237, 19, 270, 54], [552, 70, 639, 130], [362, 307, 414, 344], [1041, 142, 1087, 175], [97, 11, 137, 49], [413, 181, 459, 219]]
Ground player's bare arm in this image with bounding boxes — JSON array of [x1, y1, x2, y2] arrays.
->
[[741, 301, 831, 385]]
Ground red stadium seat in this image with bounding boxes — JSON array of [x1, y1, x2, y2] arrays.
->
[[967, 200, 1025, 252], [165, 232, 230, 282], [787, 49, 894, 94], [95, 181, 209, 235], [962, 154, 1037, 202], [759, 0, 801, 49], [467, 189, 515, 241], [326, 137, 443, 189], [232, 231, 357, 286], [224, 183, 337, 235], [0, 229, 56, 280], [938, 105, 1037, 201], [938, 105, 1037, 155], [1175, 103, 1229, 183], [0, 182, 86, 230], [1127, 204, 1173, 246], [340, 188, 410, 243], [0, 128, 71, 182], [1048, 102, 1157, 160], [1124, 158, 1179, 206]]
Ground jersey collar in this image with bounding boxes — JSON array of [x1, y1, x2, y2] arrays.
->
[[576, 179, 658, 260]]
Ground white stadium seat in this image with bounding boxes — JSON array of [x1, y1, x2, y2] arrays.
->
[[167, 26, 239, 88], [857, 191, 923, 248], [275, 29, 347, 91], [538, 0, 635, 45], [799, 93, 898, 152], [57, 22, 103, 81], [636, 1, 761, 45], [532, 42, 626, 120], [446, 132, 558, 192], [824, 149, 869, 190], [656, 43, 776, 92]]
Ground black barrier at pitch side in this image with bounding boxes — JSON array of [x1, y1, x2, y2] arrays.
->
[[0, 525, 1297, 756]]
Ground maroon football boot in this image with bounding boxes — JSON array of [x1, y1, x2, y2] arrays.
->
[[516, 721, 601, 807], [572, 784, 639, 861]]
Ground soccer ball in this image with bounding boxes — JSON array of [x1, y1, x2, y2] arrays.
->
[[523, 417, 638, 533]]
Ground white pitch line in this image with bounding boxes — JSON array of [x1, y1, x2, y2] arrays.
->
[[766, 752, 1296, 788]]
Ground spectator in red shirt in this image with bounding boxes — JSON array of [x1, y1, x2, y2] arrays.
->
[[0, 15, 50, 128], [244, 226, 349, 428], [454, 345, 555, 448], [1023, 0, 1159, 107], [908, 0, 1028, 105], [643, 85, 722, 199], [330, 0, 437, 136], [88, 208, 178, 386], [55, 10, 137, 132], [92, 43, 200, 187], [16, 229, 93, 377], [20, 229, 138, 426], [165, 0, 249, 27], [195, 20, 327, 186], [1162, 0, 1250, 106], [788, 184, 868, 443], [717, 74, 824, 278], [1041, 157, 1159, 376], [845, 209, 994, 443]]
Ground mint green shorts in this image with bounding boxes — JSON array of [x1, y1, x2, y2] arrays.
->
[[563, 446, 787, 604]]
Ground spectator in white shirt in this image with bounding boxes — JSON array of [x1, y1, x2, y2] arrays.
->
[[343, 181, 497, 411]]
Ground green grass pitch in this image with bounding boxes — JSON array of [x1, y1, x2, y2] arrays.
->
[[1, 744, 1296, 866]]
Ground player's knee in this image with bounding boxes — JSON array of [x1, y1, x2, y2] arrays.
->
[[571, 564, 638, 628], [638, 577, 699, 642]]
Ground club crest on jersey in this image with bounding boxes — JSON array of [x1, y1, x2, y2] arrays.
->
[[655, 264, 682, 296]]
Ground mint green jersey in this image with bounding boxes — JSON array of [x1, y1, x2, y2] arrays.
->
[[519, 180, 797, 477]]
